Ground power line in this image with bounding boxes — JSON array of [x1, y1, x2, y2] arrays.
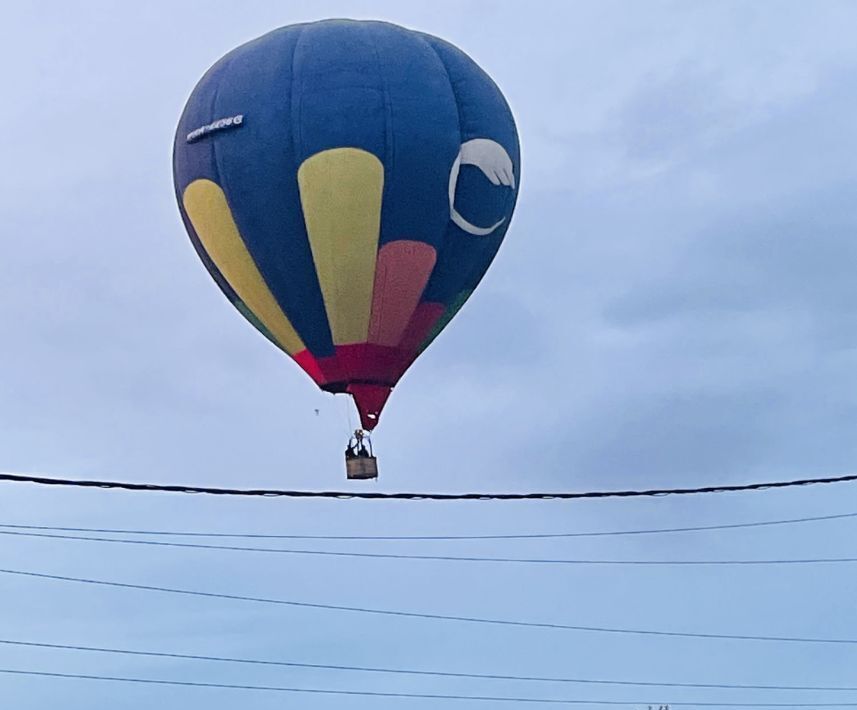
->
[[3, 528, 856, 566], [3, 566, 855, 646], [2, 637, 855, 692], [2, 668, 857, 706], [1, 470, 856, 500], [4, 509, 856, 540]]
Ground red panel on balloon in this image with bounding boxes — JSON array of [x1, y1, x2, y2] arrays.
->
[[292, 350, 326, 385], [368, 241, 437, 347], [399, 302, 446, 353], [347, 383, 392, 430]]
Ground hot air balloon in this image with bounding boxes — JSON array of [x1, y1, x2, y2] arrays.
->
[[173, 19, 520, 478]]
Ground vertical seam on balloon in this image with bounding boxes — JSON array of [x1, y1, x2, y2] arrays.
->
[[413, 37, 467, 323], [403, 35, 464, 352], [208, 54, 230, 201], [291, 24, 306, 169], [365, 22, 393, 353], [206, 54, 303, 358], [371, 256, 388, 345], [289, 26, 338, 359], [209, 53, 277, 345], [288, 23, 320, 364], [369, 24, 395, 188], [414, 35, 462, 280], [174, 85, 238, 331], [367, 24, 391, 362], [420, 37, 463, 151], [207, 53, 262, 329], [284, 27, 337, 361], [290, 23, 341, 371], [374, 250, 393, 345]]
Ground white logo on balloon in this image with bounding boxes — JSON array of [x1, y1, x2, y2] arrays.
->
[[448, 138, 516, 236]]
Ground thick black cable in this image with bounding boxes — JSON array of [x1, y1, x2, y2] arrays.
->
[[3, 567, 855, 645], [4, 528, 857, 566], [1, 470, 856, 500], [1, 668, 856, 706], [4, 509, 857, 540], [2, 637, 855, 692]]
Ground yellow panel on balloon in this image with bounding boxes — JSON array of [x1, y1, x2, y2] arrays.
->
[[183, 179, 306, 355], [298, 148, 383, 345]]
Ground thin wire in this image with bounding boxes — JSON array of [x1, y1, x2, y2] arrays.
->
[[5, 509, 856, 540], [1, 470, 856, 500], [1, 668, 856, 706], [3, 567, 855, 645], [2, 637, 856, 692], [4, 528, 856, 566]]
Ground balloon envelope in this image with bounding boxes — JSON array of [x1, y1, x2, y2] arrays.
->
[[173, 20, 520, 429]]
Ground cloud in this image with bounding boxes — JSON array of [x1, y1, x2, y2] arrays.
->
[[4, 3, 857, 708]]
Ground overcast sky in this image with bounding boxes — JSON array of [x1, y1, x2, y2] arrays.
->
[[2, 1, 857, 708]]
